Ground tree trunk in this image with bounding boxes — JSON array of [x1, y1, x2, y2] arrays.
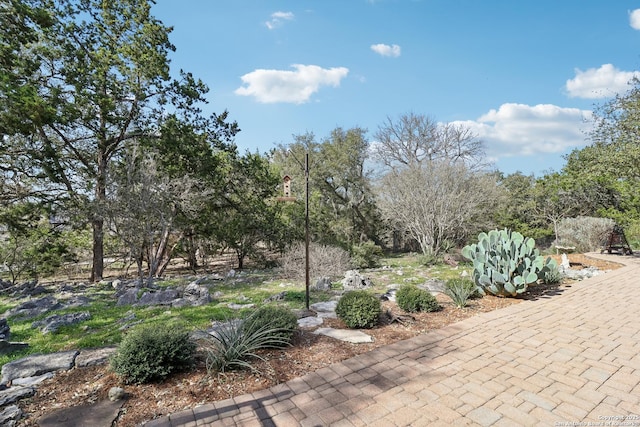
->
[[91, 218, 104, 282], [91, 149, 108, 282]]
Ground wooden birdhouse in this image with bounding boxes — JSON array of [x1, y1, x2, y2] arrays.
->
[[283, 175, 292, 197], [277, 175, 297, 202]]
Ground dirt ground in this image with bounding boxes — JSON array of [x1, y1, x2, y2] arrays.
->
[[16, 254, 622, 426]]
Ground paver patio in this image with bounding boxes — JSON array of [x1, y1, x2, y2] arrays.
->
[[145, 253, 640, 426]]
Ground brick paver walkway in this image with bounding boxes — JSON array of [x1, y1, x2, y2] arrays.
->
[[146, 253, 640, 426]]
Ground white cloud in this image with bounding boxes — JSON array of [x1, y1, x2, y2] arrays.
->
[[630, 9, 640, 30], [235, 64, 349, 104], [565, 64, 639, 99], [370, 43, 401, 57], [453, 103, 592, 159], [265, 11, 294, 30]]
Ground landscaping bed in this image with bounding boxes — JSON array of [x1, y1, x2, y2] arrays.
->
[[15, 253, 620, 426]]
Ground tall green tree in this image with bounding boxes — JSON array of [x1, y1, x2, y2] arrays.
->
[[563, 78, 640, 230], [211, 152, 288, 269], [272, 127, 382, 248], [1, 0, 236, 281]]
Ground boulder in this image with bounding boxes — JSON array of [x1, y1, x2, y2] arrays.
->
[[4, 296, 62, 320], [182, 283, 211, 306], [31, 311, 91, 334], [75, 347, 117, 368], [116, 289, 139, 306], [137, 289, 179, 306], [0, 404, 22, 427], [341, 270, 373, 291], [309, 301, 338, 319], [1, 350, 78, 385], [0, 386, 34, 407], [314, 277, 332, 291]]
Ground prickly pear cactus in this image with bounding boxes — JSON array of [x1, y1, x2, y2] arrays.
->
[[461, 229, 557, 297]]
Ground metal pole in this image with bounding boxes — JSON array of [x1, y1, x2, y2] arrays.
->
[[304, 152, 310, 310]]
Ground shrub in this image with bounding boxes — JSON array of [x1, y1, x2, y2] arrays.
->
[[396, 284, 441, 313], [241, 306, 298, 347], [350, 241, 383, 269], [110, 323, 196, 384], [203, 310, 296, 373], [279, 242, 351, 281], [542, 262, 564, 285], [444, 278, 478, 309], [336, 291, 381, 329], [556, 216, 615, 253]]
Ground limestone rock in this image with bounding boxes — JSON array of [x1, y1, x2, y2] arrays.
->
[[1, 350, 78, 385], [298, 317, 323, 328], [309, 301, 338, 319], [0, 386, 35, 406], [341, 270, 373, 291], [31, 311, 91, 334], [313, 327, 374, 343], [75, 347, 117, 368], [314, 277, 332, 291], [137, 289, 179, 306], [0, 404, 22, 427], [108, 387, 125, 401]]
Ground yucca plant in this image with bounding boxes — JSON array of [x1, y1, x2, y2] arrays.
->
[[202, 310, 296, 373]]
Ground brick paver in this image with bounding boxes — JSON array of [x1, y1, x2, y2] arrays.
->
[[146, 253, 640, 426]]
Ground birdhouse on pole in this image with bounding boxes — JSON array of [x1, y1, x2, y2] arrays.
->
[[283, 175, 291, 197], [277, 175, 297, 202]]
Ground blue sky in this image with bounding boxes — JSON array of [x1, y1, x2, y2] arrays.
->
[[152, 1, 640, 176]]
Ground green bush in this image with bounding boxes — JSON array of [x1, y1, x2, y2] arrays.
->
[[242, 305, 298, 347], [110, 323, 196, 384], [444, 278, 478, 309], [350, 241, 383, 269], [396, 284, 441, 313], [336, 291, 381, 329]]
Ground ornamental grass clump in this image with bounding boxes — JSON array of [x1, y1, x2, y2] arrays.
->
[[396, 284, 441, 313], [336, 290, 381, 329], [241, 305, 298, 347], [110, 322, 196, 384], [204, 306, 298, 373]]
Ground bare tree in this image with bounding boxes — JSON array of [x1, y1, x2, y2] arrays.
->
[[372, 112, 485, 170], [376, 162, 499, 256]]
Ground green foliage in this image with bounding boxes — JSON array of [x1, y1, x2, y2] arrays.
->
[[110, 323, 196, 384], [444, 278, 479, 308], [241, 306, 298, 347], [350, 241, 383, 269], [271, 128, 384, 249], [203, 311, 295, 373], [462, 229, 557, 297], [395, 284, 441, 313], [418, 253, 441, 267], [336, 291, 381, 329], [542, 262, 564, 285], [0, 203, 75, 283]]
